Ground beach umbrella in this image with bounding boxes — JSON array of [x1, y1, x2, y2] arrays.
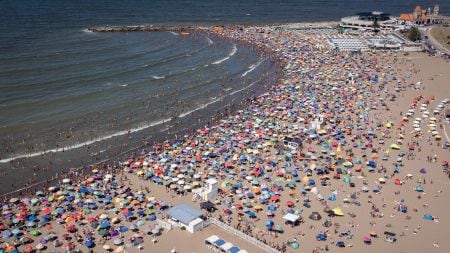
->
[[265, 220, 274, 230], [290, 242, 299, 249], [274, 225, 283, 233], [2, 230, 11, 239], [98, 229, 107, 237], [415, 185, 424, 192], [114, 246, 124, 253], [84, 240, 95, 248], [103, 244, 111, 251], [390, 144, 400, 150], [423, 214, 433, 220], [332, 208, 344, 216], [30, 229, 40, 236], [119, 226, 128, 233], [114, 238, 122, 245]]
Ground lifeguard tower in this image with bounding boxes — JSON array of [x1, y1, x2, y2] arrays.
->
[[192, 178, 218, 202]]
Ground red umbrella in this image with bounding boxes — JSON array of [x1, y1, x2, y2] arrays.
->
[[66, 224, 76, 232], [287, 201, 294, 207], [42, 208, 51, 215], [270, 196, 280, 202]]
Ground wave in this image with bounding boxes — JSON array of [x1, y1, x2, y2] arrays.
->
[[178, 77, 263, 119], [206, 37, 214, 45], [178, 97, 221, 118], [0, 118, 172, 163], [152, 75, 166, 80], [212, 44, 237, 65], [229, 78, 262, 96], [241, 58, 266, 77], [169, 31, 179, 36]]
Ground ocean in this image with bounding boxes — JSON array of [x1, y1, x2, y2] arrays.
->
[[0, 0, 448, 193]]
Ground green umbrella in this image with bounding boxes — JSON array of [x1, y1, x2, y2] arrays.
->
[[287, 183, 296, 189], [146, 209, 155, 215], [291, 242, 299, 249], [343, 161, 353, 167], [343, 177, 351, 183], [98, 229, 107, 236], [275, 225, 283, 232], [30, 229, 40, 236], [48, 196, 54, 202]]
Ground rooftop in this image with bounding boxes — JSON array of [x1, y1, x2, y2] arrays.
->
[[167, 204, 203, 224]]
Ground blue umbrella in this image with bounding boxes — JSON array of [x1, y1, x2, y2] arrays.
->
[[423, 214, 433, 220], [100, 220, 110, 229], [328, 195, 336, 201], [2, 230, 11, 239], [247, 211, 256, 218], [84, 240, 95, 248], [118, 226, 128, 233], [265, 220, 274, 229]]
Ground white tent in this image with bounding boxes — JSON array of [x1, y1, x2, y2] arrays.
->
[[205, 235, 219, 244], [220, 242, 234, 251], [283, 213, 300, 223]]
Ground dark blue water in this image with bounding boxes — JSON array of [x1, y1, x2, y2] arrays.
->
[[0, 0, 448, 192]]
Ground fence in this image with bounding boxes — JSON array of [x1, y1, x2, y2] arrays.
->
[[208, 218, 281, 253], [156, 219, 173, 231]]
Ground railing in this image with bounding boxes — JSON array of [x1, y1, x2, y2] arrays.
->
[[208, 218, 281, 253]]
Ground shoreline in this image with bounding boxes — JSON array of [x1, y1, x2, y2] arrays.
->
[[0, 25, 284, 197]]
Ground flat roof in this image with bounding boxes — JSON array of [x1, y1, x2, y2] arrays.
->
[[167, 204, 203, 224]]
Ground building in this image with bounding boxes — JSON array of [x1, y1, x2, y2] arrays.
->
[[167, 204, 207, 233], [399, 5, 440, 25], [341, 11, 400, 31]]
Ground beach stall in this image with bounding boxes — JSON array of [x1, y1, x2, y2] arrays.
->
[[167, 204, 206, 233], [283, 213, 300, 226]]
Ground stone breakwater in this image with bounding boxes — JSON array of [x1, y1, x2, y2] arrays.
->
[[88, 25, 192, 33]]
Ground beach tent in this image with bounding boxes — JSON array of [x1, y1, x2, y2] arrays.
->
[[309, 212, 322, 221], [283, 213, 300, 224], [214, 239, 226, 247], [220, 242, 234, 252], [205, 235, 220, 245], [228, 246, 241, 253]]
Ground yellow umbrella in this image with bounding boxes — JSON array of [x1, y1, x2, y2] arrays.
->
[[332, 207, 344, 216], [385, 122, 392, 128], [302, 176, 309, 183], [390, 144, 400, 150]]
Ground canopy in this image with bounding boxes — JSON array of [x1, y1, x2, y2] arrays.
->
[[332, 208, 344, 216], [220, 242, 234, 251], [283, 213, 300, 223]]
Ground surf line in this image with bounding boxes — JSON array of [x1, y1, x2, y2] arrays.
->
[[212, 44, 237, 65], [0, 118, 172, 163], [241, 58, 266, 77], [178, 77, 263, 118]]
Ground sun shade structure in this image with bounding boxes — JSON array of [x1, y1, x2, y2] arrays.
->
[[283, 213, 300, 223]]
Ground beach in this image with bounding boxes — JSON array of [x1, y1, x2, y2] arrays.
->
[[1, 23, 450, 253]]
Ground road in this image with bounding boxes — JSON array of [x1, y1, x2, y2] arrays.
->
[[421, 26, 450, 54]]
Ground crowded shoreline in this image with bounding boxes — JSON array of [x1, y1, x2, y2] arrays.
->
[[1, 23, 450, 253]]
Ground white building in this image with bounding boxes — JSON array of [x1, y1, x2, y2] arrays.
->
[[167, 204, 207, 233], [341, 11, 400, 31]]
